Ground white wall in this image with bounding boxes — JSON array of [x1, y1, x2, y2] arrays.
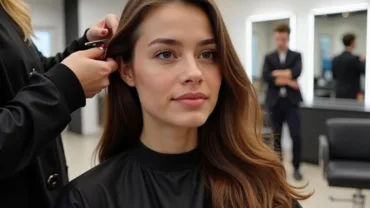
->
[[28, 0, 65, 54], [78, 0, 127, 135], [314, 13, 367, 76], [78, 0, 126, 36], [214, 0, 369, 104]]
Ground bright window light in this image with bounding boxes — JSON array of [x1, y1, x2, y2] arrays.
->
[[32, 30, 52, 57]]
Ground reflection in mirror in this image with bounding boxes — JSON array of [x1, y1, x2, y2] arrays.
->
[[251, 19, 290, 96], [314, 10, 367, 101]]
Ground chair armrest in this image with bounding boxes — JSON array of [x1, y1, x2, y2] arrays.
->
[[319, 135, 330, 179]]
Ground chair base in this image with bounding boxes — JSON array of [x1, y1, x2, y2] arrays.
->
[[329, 189, 366, 208]]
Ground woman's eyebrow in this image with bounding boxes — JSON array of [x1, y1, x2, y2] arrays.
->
[[148, 38, 216, 47], [197, 38, 216, 46], [148, 38, 182, 47]]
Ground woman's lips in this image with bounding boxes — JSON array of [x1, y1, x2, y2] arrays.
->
[[173, 92, 208, 108]]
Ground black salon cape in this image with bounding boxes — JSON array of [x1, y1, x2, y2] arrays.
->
[[56, 142, 303, 208]]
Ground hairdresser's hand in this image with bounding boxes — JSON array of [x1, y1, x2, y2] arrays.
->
[[61, 47, 118, 98], [86, 14, 119, 42]]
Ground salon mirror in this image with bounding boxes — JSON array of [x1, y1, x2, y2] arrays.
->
[[251, 18, 290, 97], [313, 9, 367, 101]]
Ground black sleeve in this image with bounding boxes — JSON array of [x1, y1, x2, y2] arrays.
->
[[0, 62, 85, 178], [38, 29, 90, 71], [354, 56, 366, 75], [332, 57, 337, 79], [262, 55, 276, 86], [290, 53, 302, 79]]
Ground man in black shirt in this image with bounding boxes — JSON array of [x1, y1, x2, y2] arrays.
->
[[332, 33, 366, 99], [262, 24, 303, 181]]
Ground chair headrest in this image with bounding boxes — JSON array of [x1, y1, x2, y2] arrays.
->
[[326, 118, 370, 161]]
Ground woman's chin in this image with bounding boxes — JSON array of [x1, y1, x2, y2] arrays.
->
[[172, 114, 209, 128]]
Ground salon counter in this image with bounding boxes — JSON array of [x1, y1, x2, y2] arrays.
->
[[259, 95, 370, 165]]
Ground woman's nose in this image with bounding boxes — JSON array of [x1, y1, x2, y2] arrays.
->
[[181, 58, 204, 85]]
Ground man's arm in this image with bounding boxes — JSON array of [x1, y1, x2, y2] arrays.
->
[[272, 69, 292, 79], [290, 53, 302, 79], [273, 53, 302, 79], [275, 77, 299, 89], [355, 56, 366, 74], [262, 55, 277, 86]]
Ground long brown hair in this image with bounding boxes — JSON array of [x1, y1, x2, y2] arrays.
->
[[97, 0, 312, 207], [0, 0, 34, 41]]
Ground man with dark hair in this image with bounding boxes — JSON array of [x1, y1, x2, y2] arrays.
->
[[342, 33, 356, 46], [332, 33, 366, 99], [262, 23, 304, 181]]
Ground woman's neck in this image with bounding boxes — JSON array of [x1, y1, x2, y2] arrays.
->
[[140, 116, 198, 154]]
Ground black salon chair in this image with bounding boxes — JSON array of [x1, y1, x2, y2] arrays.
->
[[320, 118, 370, 208]]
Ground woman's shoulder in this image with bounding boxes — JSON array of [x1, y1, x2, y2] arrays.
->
[[56, 152, 139, 208], [69, 151, 133, 191], [55, 152, 136, 207]]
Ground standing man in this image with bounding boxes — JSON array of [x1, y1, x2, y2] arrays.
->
[[262, 24, 303, 181], [332, 33, 366, 99]]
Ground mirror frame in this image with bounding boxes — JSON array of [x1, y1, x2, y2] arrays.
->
[[307, 3, 370, 107], [245, 12, 297, 83]]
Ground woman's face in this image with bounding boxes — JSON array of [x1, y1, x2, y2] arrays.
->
[[120, 2, 222, 128]]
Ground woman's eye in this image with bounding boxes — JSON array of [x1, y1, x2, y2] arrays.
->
[[156, 51, 174, 59], [200, 51, 216, 59]]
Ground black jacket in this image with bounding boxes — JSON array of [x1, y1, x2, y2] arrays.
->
[[332, 51, 365, 99], [0, 6, 87, 208], [262, 50, 303, 108], [55, 141, 303, 208]]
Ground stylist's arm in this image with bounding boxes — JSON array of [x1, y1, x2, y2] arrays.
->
[[39, 13, 119, 71], [62, 48, 117, 98], [0, 46, 117, 178]]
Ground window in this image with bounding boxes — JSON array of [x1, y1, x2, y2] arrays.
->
[[319, 35, 332, 80], [252, 34, 259, 79], [31, 30, 52, 57]]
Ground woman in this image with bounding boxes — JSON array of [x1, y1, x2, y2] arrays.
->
[[0, 1, 118, 207], [57, 0, 312, 207]]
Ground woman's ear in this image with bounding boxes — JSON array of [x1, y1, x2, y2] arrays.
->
[[119, 62, 135, 87]]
